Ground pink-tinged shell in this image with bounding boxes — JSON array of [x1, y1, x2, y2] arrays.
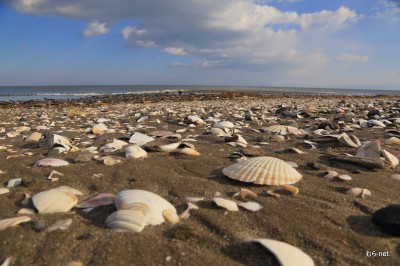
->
[[149, 131, 175, 137], [76, 193, 115, 208], [222, 156, 302, 185]]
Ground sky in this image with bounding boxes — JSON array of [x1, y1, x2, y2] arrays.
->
[[0, 0, 399, 89]]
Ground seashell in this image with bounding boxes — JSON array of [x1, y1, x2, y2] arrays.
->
[[222, 156, 302, 185], [149, 131, 175, 137], [175, 143, 200, 156], [368, 119, 386, 128], [0, 216, 32, 231], [346, 188, 371, 198], [187, 115, 205, 125], [280, 185, 299, 195], [225, 134, 247, 146], [385, 137, 400, 145], [115, 189, 179, 226], [209, 127, 229, 136], [228, 152, 247, 163], [390, 174, 400, 180], [184, 196, 204, 202], [0, 188, 10, 195], [100, 139, 128, 152], [381, 149, 399, 168], [32, 186, 81, 213], [162, 209, 180, 225], [92, 123, 108, 135], [252, 239, 314, 266], [21, 192, 31, 205], [337, 174, 352, 181], [356, 140, 381, 158], [152, 142, 181, 153], [26, 132, 42, 142], [323, 171, 338, 180], [212, 197, 239, 211], [45, 218, 73, 232], [136, 116, 148, 123], [34, 158, 69, 167], [6, 178, 22, 188], [102, 156, 122, 165], [285, 161, 298, 168], [284, 147, 305, 154], [214, 121, 234, 129], [46, 170, 63, 182], [237, 201, 262, 211], [128, 132, 154, 146], [18, 208, 35, 215], [264, 125, 303, 136], [125, 145, 147, 159], [179, 202, 199, 219], [106, 209, 148, 233], [303, 140, 317, 149], [55, 186, 83, 196], [338, 133, 360, 148], [76, 193, 115, 208]]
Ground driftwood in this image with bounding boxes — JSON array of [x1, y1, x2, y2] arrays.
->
[[327, 154, 385, 169]]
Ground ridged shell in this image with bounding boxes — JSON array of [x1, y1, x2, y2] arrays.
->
[[32, 188, 79, 213], [222, 156, 302, 185], [115, 189, 178, 226], [106, 209, 147, 233]]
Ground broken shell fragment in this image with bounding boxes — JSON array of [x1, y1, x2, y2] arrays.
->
[[323, 171, 338, 180], [128, 132, 154, 146], [92, 123, 108, 135], [212, 197, 239, 211], [0, 216, 32, 231], [338, 133, 360, 148], [125, 145, 147, 159], [237, 201, 262, 211], [32, 186, 81, 213], [381, 149, 399, 168], [235, 188, 258, 200], [222, 156, 302, 185], [102, 156, 121, 166], [179, 202, 199, 219], [252, 239, 314, 266], [0, 188, 10, 195], [345, 188, 371, 198], [280, 185, 299, 195], [45, 218, 73, 232], [337, 174, 352, 181], [76, 193, 115, 208]]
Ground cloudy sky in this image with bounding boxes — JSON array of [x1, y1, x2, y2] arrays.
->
[[1, 0, 399, 89]]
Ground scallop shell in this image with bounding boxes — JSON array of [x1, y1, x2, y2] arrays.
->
[[125, 145, 147, 158], [252, 239, 314, 266], [222, 156, 302, 185], [32, 187, 80, 213], [115, 189, 179, 226]]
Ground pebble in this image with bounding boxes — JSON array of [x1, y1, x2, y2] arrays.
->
[[74, 151, 94, 163]]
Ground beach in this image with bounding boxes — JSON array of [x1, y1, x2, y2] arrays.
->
[[0, 90, 399, 266]]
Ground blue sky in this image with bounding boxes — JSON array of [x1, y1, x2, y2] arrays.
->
[[0, 0, 399, 89]]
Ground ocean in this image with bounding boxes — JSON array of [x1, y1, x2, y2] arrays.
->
[[0, 85, 399, 101]]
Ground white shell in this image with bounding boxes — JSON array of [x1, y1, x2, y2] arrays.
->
[[337, 174, 352, 181], [0, 216, 32, 231], [323, 171, 338, 180], [346, 188, 371, 198], [356, 140, 381, 158], [209, 127, 229, 136], [338, 133, 360, 148], [381, 149, 399, 167], [385, 137, 400, 145], [0, 188, 10, 195], [32, 186, 81, 213], [367, 119, 386, 127], [252, 239, 314, 266], [212, 197, 239, 211], [125, 145, 147, 158], [34, 158, 69, 167], [237, 201, 262, 211], [390, 174, 400, 180], [264, 125, 302, 136], [92, 123, 108, 134], [128, 132, 154, 146], [214, 121, 234, 129], [153, 142, 181, 152], [106, 209, 147, 233], [222, 156, 302, 185], [187, 115, 205, 125], [102, 156, 121, 165], [115, 189, 178, 226], [46, 218, 73, 232], [179, 202, 199, 219]]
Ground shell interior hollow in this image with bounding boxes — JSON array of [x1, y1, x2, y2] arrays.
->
[[222, 156, 302, 185]]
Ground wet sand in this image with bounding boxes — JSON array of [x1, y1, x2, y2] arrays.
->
[[0, 91, 400, 265]]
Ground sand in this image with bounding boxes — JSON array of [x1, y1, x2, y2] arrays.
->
[[0, 91, 399, 266]]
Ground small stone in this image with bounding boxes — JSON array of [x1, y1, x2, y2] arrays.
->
[[372, 205, 400, 236], [74, 151, 93, 163], [47, 148, 61, 157], [32, 219, 46, 232]]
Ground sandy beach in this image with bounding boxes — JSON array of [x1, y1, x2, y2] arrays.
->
[[1, 91, 399, 266]]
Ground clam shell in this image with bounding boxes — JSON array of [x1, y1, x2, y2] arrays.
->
[[34, 158, 69, 167], [222, 156, 302, 185], [214, 121, 234, 129], [32, 187, 81, 213], [385, 137, 400, 145], [381, 149, 399, 168], [125, 145, 147, 158], [252, 239, 314, 266], [212, 197, 239, 211], [128, 132, 154, 146], [115, 189, 178, 226], [0, 216, 32, 231], [106, 209, 147, 233], [237, 201, 262, 211], [337, 174, 352, 181]]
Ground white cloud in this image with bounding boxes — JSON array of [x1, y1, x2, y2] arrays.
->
[[8, 0, 360, 80], [163, 47, 187, 56], [337, 53, 369, 63], [82, 21, 108, 37]]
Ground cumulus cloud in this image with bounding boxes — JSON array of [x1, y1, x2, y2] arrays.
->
[[337, 53, 369, 63], [82, 21, 108, 37], [7, 0, 359, 75]]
